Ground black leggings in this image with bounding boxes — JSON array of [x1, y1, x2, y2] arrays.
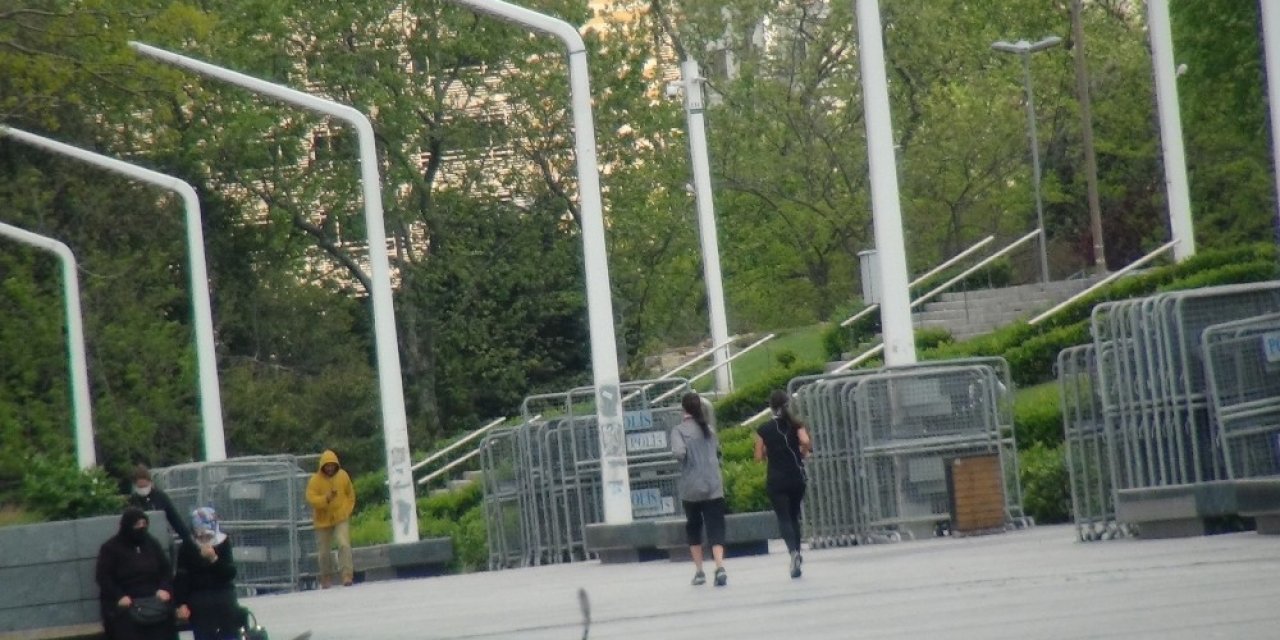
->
[[768, 484, 806, 554], [683, 498, 727, 547]]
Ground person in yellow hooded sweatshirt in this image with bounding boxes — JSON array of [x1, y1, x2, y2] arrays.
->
[[306, 450, 355, 588]]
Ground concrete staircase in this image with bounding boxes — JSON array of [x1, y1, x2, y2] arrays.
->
[[912, 278, 1100, 341]]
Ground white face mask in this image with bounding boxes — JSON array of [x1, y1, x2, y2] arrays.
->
[[134, 485, 152, 497]]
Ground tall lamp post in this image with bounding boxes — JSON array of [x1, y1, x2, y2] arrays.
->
[[993, 36, 1062, 284], [669, 59, 732, 396]]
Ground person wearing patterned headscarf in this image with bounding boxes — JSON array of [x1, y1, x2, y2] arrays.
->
[[174, 507, 242, 639]]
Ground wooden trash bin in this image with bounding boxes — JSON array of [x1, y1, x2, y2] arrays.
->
[[947, 454, 1006, 534]]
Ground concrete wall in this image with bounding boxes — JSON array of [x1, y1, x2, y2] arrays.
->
[[0, 511, 171, 634]]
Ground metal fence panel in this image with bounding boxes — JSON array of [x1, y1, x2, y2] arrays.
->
[[1203, 313, 1280, 479], [153, 456, 312, 593]]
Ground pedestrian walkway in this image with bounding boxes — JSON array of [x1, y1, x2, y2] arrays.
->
[[244, 525, 1280, 639]]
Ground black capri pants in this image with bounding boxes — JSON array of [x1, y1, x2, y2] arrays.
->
[[683, 497, 727, 547]]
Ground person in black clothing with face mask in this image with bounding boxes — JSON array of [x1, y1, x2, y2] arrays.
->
[[754, 389, 812, 579], [128, 464, 193, 547], [96, 508, 178, 640]]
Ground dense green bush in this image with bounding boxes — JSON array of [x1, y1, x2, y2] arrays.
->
[[914, 327, 954, 351], [1003, 321, 1089, 386], [418, 502, 488, 572], [349, 481, 488, 572], [352, 469, 388, 514], [722, 460, 768, 513], [714, 361, 825, 424], [719, 428, 756, 463], [1014, 383, 1064, 450], [1018, 443, 1070, 524], [348, 503, 392, 547], [20, 456, 124, 521], [420, 480, 482, 521]]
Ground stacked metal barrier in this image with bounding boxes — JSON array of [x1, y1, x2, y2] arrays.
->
[[1202, 312, 1280, 479], [153, 455, 315, 593], [1090, 283, 1280, 491], [1058, 344, 1128, 541], [480, 379, 691, 570], [787, 358, 1024, 547], [1060, 282, 1280, 540]]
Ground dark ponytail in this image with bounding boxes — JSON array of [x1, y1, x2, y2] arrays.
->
[[769, 389, 802, 432], [681, 392, 710, 438]]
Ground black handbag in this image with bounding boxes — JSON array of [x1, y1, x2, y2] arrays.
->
[[239, 607, 269, 640], [128, 595, 172, 625]]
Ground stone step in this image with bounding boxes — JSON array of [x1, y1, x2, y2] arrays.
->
[[462, 470, 485, 483]]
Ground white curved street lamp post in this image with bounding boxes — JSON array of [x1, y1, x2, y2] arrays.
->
[[129, 41, 420, 543], [0, 126, 226, 461], [440, 0, 632, 523], [679, 58, 733, 396], [1145, 0, 1196, 260], [856, 0, 917, 366], [0, 221, 94, 469]]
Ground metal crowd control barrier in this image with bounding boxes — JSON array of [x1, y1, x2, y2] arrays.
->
[[785, 358, 1025, 548], [1090, 282, 1280, 492], [1060, 281, 1280, 540], [480, 378, 692, 569], [1202, 313, 1280, 479], [1058, 344, 1129, 541], [153, 455, 315, 593]]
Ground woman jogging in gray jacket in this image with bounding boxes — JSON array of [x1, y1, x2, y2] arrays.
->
[[670, 392, 728, 587]]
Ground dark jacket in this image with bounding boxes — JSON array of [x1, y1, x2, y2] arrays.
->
[[175, 537, 241, 636], [96, 509, 174, 611], [174, 537, 236, 600], [128, 486, 192, 545]]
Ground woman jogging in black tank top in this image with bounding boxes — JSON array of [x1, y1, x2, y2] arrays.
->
[[754, 389, 811, 579]]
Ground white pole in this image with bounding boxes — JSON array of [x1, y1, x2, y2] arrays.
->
[[1260, 0, 1280, 240], [443, 0, 631, 524], [855, 0, 916, 366], [1147, 0, 1197, 260], [0, 126, 227, 461], [681, 58, 733, 396], [0, 222, 95, 469], [129, 42, 419, 542]]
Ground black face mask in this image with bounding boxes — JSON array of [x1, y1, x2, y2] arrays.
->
[[125, 525, 149, 545]]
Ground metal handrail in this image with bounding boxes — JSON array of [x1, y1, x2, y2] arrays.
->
[[652, 333, 777, 404], [621, 337, 738, 404], [831, 342, 886, 374], [839, 235, 995, 327], [410, 416, 507, 473], [657, 337, 738, 379], [913, 229, 1043, 309], [909, 235, 997, 290], [739, 233, 1043, 427], [1028, 240, 1178, 326], [417, 447, 483, 486]]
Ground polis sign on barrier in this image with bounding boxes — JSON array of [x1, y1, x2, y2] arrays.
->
[[1264, 331, 1280, 364]]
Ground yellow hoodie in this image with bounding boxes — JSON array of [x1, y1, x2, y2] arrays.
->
[[306, 450, 356, 528]]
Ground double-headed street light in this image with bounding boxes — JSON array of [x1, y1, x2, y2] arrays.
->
[[993, 36, 1062, 284]]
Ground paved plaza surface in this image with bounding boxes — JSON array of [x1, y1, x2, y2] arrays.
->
[[243, 525, 1279, 639]]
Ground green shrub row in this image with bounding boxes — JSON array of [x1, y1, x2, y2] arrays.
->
[[349, 480, 488, 572], [715, 361, 826, 424]]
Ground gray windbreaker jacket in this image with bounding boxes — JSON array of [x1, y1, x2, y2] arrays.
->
[[670, 416, 725, 502]]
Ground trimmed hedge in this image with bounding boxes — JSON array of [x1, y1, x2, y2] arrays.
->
[[715, 361, 826, 424], [1019, 443, 1070, 524], [1013, 382, 1063, 450]]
